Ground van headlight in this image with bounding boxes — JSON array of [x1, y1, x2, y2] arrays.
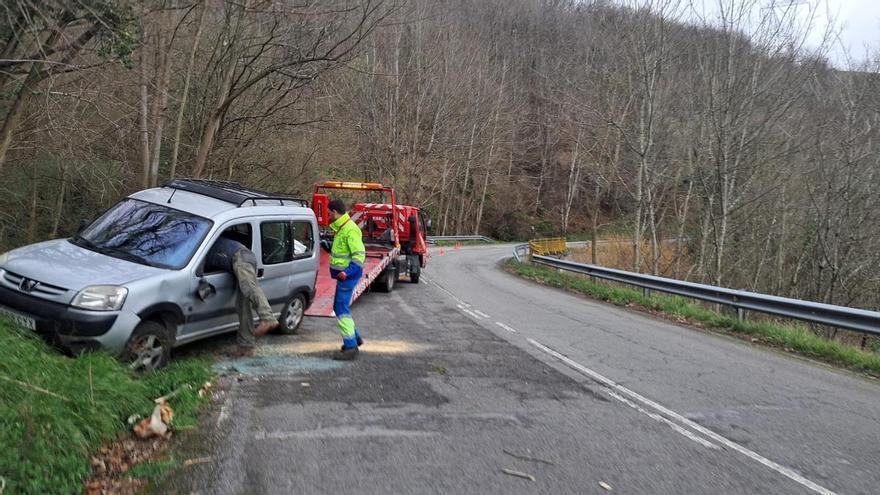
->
[[72, 285, 128, 311]]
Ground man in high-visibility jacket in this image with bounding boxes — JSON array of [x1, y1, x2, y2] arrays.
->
[[327, 199, 366, 360]]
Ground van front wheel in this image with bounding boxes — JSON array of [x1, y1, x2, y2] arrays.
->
[[124, 320, 173, 372]]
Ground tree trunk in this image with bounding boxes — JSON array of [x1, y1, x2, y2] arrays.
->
[[27, 162, 38, 243], [192, 8, 242, 178], [563, 126, 582, 234], [170, 0, 207, 178], [0, 25, 66, 169], [139, 2, 152, 188], [456, 121, 477, 233], [474, 167, 491, 235], [148, 7, 174, 187], [49, 162, 68, 239], [633, 159, 645, 272]]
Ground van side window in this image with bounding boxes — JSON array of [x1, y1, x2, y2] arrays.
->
[[204, 223, 253, 273], [292, 221, 313, 257], [261, 222, 293, 265]]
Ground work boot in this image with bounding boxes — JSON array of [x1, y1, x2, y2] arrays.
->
[[333, 346, 359, 361], [253, 321, 280, 337], [357, 335, 364, 347]]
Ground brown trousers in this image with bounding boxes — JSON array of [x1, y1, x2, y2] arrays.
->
[[232, 252, 277, 347]]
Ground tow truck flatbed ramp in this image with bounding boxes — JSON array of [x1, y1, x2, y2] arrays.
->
[[305, 245, 399, 317]]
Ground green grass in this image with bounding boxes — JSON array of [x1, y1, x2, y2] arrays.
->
[[0, 318, 214, 494], [126, 457, 178, 481], [505, 259, 880, 376]]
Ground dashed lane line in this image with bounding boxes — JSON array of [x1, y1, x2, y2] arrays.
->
[[495, 321, 517, 333]]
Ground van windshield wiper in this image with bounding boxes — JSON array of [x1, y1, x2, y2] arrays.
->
[[72, 235, 154, 267], [95, 246, 153, 267], [72, 234, 99, 251]]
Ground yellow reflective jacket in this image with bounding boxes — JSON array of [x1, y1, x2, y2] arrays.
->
[[329, 213, 366, 277]]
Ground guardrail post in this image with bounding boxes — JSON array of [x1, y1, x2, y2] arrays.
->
[[643, 287, 650, 299], [737, 307, 747, 322]]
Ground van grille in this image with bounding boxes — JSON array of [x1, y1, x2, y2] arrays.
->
[[2, 270, 69, 297]]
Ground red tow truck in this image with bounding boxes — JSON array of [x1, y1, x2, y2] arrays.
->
[[304, 181, 430, 317]]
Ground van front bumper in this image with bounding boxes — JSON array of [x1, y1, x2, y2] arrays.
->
[[0, 284, 138, 355]]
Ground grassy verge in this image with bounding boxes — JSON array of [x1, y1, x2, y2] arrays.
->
[[0, 318, 214, 494], [505, 259, 880, 377]]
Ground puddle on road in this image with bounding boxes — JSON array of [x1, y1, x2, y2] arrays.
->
[[213, 338, 428, 377], [214, 353, 345, 376]]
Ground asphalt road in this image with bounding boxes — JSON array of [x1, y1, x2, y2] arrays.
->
[[161, 245, 879, 495]]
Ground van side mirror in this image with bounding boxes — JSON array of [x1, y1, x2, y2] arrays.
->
[[197, 279, 216, 301], [77, 219, 90, 234]]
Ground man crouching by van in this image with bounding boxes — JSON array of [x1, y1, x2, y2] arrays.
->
[[208, 235, 280, 357]]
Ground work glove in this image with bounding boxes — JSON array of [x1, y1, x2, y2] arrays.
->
[[320, 239, 332, 253], [336, 271, 347, 281]]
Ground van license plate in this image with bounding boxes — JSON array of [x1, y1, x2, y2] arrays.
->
[[0, 305, 36, 330]]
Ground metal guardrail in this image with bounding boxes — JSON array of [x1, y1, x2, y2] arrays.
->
[[512, 244, 880, 336], [427, 235, 494, 244], [513, 243, 530, 263]]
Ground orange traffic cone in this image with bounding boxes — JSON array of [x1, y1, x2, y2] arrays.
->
[[454, 242, 461, 250], [439, 247, 445, 256]]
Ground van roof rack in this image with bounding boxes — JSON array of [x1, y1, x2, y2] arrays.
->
[[163, 179, 308, 207]]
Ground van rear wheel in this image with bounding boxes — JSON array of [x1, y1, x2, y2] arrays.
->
[[278, 294, 306, 334], [124, 320, 173, 373]]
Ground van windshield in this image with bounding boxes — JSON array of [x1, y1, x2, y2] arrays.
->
[[71, 199, 213, 270]]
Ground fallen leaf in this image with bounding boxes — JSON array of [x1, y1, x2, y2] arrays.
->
[[600, 481, 613, 491]]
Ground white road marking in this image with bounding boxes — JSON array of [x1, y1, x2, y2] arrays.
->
[[527, 338, 837, 495], [428, 277, 469, 306], [474, 310, 490, 318], [461, 308, 481, 319], [495, 321, 518, 333], [604, 389, 718, 450]]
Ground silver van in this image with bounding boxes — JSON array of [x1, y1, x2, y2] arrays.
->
[[0, 180, 319, 371]]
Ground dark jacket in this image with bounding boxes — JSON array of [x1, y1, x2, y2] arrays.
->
[[207, 238, 257, 272]]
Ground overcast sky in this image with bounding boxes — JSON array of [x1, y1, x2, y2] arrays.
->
[[668, 1, 880, 67], [810, 0, 880, 66]]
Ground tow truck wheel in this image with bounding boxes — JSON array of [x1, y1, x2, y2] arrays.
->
[[278, 293, 306, 334], [410, 255, 421, 284], [375, 266, 396, 293], [124, 320, 173, 373]]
